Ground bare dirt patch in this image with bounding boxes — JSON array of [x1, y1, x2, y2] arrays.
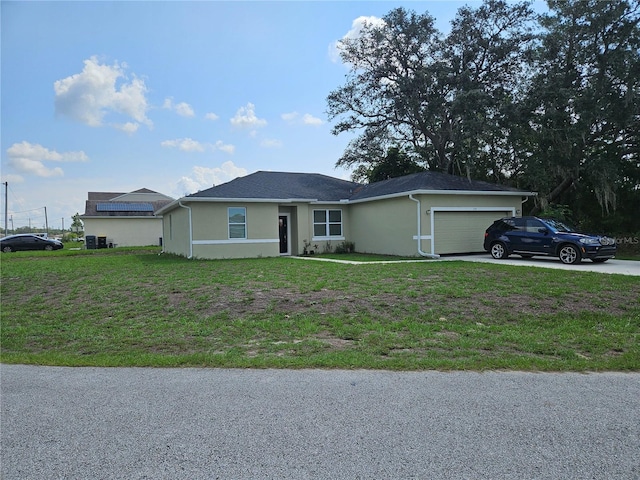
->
[[163, 282, 635, 321]]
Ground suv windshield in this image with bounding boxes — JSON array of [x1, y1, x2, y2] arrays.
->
[[542, 218, 576, 233]]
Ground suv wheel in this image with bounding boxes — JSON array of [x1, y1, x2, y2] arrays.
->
[[559, 244, 581, 264], [490, 242, 508, 259]]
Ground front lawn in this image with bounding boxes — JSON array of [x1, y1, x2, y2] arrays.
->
[[1, 249, 638, 371]]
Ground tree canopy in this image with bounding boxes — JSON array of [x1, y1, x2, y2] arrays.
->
[[327, 0, 640, 230]]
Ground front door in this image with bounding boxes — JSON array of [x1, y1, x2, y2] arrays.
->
[[278, 215, 289, 254]]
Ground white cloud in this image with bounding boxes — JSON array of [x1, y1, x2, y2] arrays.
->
[[115, 122, 140, 134], [161, 138, 205, 152], [282, 111, 323, 126], [174, 161, 247, 196], [230, 103, 267, 129], [281, 112, 298, 122], [213, 141, 235, 154], [6, 141, 89, 178], [302, 114, 323, 126], [1, 174, 24, 184], [328, 15, 386, 63], [205, 112, 219, 121], [161, 138, 235, 154], [175, 102, 195, 117], [174, 176, 202, 197], [163, 98, 195, 117], [260, 138, 283, 148], [54, 56, 151, 130]]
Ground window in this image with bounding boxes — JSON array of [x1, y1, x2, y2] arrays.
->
[[525, 218, 545, 233], [313, 209, 342, 238], [228, 207, 246, 239], [512, 218, 525, 231]]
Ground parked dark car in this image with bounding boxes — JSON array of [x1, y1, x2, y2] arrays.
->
[[0, 234, 64, 253], [483, 217, 616, 264]]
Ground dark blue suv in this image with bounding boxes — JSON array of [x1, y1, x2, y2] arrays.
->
[[483, 217, 616, 264]]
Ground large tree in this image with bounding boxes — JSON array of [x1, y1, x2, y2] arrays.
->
[[327, 0, 536, 180], [357, 147, 425, 183], [522, 0, 640, 215]]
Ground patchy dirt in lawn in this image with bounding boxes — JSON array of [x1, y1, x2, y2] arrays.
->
[[163, 282, 636, 321]]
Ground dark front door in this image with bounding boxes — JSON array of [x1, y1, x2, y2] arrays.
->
[[279, 215, 288, 254]]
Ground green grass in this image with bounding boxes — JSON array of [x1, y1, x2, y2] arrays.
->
[[1, 248, 638, 371]]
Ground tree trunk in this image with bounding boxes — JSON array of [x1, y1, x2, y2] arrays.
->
[[530, 176, 575, 215]]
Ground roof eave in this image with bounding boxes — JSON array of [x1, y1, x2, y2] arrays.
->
[[348, 189, 538, 204], [189, 197, 319, 203], [155, 196, 324, 215], [155, 189, 537, 213]]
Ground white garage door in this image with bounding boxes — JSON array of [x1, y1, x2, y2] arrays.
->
[[434, 211, 511, 254]]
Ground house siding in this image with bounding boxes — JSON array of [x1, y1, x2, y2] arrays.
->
[[350, 197, 417, 256], [165, 202, 280, 259], [162, 207, 191, 257], [349, 194, 521, 256], [84, 217, 163, 247], [293, 203, 311, 256]]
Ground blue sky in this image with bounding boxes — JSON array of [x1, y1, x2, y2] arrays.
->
[[1, 0, 535, 231]]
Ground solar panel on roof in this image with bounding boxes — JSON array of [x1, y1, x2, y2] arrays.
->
[[96, 202, 154, 212]]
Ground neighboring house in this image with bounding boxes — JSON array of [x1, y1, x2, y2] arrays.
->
[[81, 188, 174, 247], [155, 171, 537, 259]]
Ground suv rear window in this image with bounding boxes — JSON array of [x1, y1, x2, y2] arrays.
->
[[493, 218, 523, 231]]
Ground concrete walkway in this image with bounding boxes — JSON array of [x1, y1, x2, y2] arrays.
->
[[2, 365, 639, 479]]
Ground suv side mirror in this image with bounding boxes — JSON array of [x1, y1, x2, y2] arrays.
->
[[538, 228, 549, 234]]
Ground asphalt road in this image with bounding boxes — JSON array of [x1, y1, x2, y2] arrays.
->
[[2, 365, 639, 479]]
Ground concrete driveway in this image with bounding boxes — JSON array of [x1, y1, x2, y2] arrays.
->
[[439, 254, 640, 276], [294, 253, 639, 275], [2, 365, 639, 479]]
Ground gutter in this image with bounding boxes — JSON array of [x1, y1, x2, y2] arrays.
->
[[178, 201, 193, 259], [409, 195, 440, 259]]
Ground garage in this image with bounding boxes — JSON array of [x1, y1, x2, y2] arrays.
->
[[432, 208, 514, 255]]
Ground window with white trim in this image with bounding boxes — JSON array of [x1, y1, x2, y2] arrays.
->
[[313, 209, 342, 238], [228, 207, 246, 239]]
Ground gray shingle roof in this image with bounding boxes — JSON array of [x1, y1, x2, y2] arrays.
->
[[188, 171, 360, 201], [186, 170, 526, 203], [349, 171, 522, 201]]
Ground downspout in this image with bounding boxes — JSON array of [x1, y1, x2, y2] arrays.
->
[[409, 195, 440, 259], [178, 201, 193, 259]]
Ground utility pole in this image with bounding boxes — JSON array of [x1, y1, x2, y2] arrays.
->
[[44, 206, 48, 235], [3, 182, 7, 237]]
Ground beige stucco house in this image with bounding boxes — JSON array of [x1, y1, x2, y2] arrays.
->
[[156, 171, 536, 259], [81, 188, 174, 247]]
